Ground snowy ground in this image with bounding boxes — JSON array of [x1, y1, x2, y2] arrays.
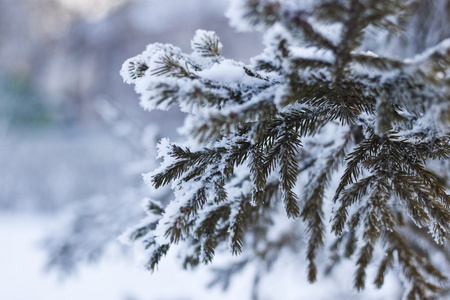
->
[[0, 213, 257, 300]]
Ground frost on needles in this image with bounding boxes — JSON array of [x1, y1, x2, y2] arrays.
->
[[121, 1, 450, 299]]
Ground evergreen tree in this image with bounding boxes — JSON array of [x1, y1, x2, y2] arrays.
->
[[121, 0, 450, 298]]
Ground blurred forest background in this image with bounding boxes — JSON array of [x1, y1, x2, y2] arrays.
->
[[0, 0, 449, 300], [0, 0, 262, 212], [0, 1, 263, 299]]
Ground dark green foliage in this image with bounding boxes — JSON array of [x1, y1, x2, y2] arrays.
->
[[229, 197, 251, 255], [122, 0, 450, 298], [269, 125, 302, 218]]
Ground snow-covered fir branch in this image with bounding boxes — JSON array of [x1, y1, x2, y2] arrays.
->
[[121, 1, 450, 299]]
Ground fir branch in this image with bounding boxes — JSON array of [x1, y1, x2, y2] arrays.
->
[[334, 133, 381, 202], [194, 205, 232, 264], [128, 223, 157, 242], [163, 208, 194, 244], [374, 248, 394, 288], [279, 107, 328, 137], [121, 2, 450, 297], [145, 244, 170, 272], [378, 73, 444, 118], [191, 97, 277, 143], [153, 54, 196, 78], [344, 231, 358, 258], [325, 231, 358, 276], [249, 146, 267, 206], [228, 198, 251, 255], [352, 53, 404, 71], [144, 199, 165, 215], [332, 175, 377, 236], [182, 243, 201, 269], [301, 139, 349, 282], [291, 57, 333, 70], [333, 0, 366, 80], [361, 176, 395, 244], [142, 79, 241, 112], [152, 144, 226, 188], [161, 168, 230, 246], [354, 242, 374, 291], [375, 95, 398, 134], [200, 235, 218, 264], [144, 82, 180, 110], [240, 0, 281, 28], [315, 1, 347, 23], [406, 221, 450, 263], [361, 0, 413, 33], [265, 125, 302, 218], [284, 10, 337, 52], [210, 172, 228, 204], [254, 57, 283, 72], [192, 30, 222, 57], [385, 230, 447, 299], [243, 67, 269, 81], [290, 78, 377, 124], [222, 139, 252, 178], [127, 60, 149, 80]]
